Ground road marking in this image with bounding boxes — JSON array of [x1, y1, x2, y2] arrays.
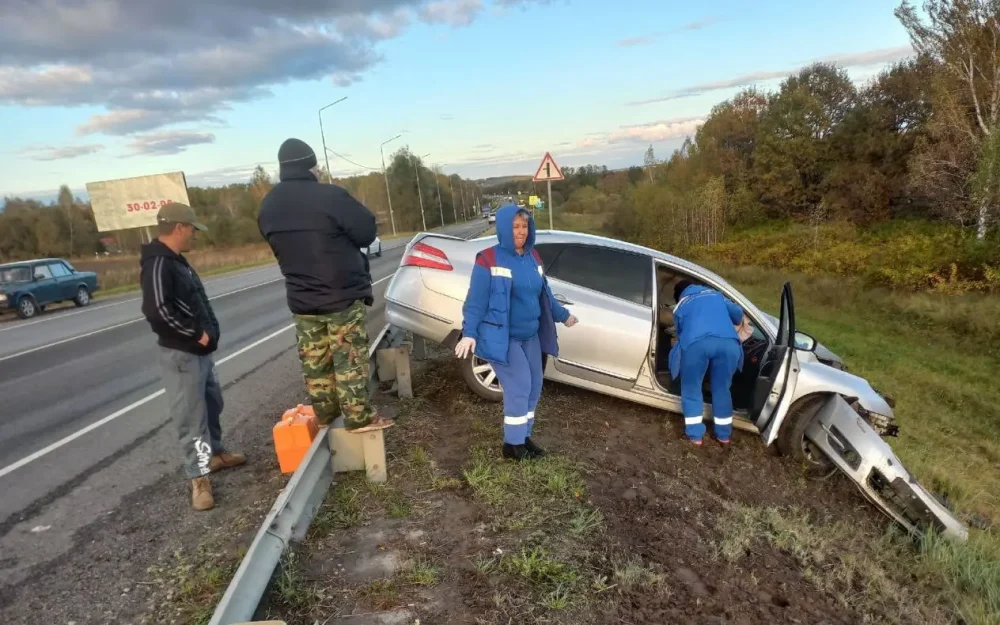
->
[[0, 277, 287, 363], [0, 266, 279, 334], [0, 270, 401, 479]]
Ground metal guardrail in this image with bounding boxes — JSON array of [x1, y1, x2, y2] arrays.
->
[[208, 323, 396, 625]]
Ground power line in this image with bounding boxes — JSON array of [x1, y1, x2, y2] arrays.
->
[[325, 148, 380, 171]]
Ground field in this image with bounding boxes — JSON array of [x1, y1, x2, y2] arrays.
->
[[258, 345, 998, 625], [72, 243, 276, 294]]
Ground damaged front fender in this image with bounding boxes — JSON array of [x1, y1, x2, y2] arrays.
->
[[804, 394, 968, 542]]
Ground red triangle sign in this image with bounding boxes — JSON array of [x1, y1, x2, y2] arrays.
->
[[533, 152, 564, 182]]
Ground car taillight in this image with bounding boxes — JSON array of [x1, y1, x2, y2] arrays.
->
[[402, 242, 453, 271]]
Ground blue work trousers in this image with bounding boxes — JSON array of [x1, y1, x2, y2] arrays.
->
[[680, 336, 741, 442], [490, 334, 543, 445]]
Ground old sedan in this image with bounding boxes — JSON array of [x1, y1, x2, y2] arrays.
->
[[0, 258, 99, 319], [384, 229, 967, 541]]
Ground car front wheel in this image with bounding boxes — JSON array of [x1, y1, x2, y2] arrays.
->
[[777, 395, 836, 475], [17, 297, 37, 319], [74, 286, 91, 307], [460, 354, 504, 402]]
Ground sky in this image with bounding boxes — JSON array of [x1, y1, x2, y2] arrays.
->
[[0, 0, 916, 201]]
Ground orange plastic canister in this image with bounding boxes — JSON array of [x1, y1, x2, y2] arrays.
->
[[272, 404, 319, 474]]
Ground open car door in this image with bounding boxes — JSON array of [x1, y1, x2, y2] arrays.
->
[[749, 282, 801, 447]]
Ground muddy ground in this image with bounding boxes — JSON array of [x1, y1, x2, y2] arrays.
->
[[0, 340, 958, 625], [261, 345, 956, 625]]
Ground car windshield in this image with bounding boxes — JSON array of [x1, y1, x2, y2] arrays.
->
[[0, 267, 31, 283]]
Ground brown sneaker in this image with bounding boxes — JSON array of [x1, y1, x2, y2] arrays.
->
[[348, 415, 394, 433], [209, 451, 246, 473], [191, 477, 214, 511]]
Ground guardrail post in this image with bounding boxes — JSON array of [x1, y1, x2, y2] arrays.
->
[[328, 417, 387, 484], [412, 335, 427, 361]]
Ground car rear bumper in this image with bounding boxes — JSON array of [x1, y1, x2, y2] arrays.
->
[[384, 267, 462, 345]]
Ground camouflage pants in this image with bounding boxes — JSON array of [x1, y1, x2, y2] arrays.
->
[[294, 300, 375, 428]]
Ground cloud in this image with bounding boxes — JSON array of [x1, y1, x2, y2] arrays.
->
[[185, 163, 272, 187], [27, 144, 105, 161], [125, 131, 215, 156], [440, 114, 456, 120], [629, 45, 915, 105], [0, 0, 536, 137], [616, 17, 720, 47], [421, 0, 483, 26], [578, 116, 705, 148]]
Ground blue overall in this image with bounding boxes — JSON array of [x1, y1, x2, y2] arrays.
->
[[668, 285, 744, 442], [460, 205, 570, 445]]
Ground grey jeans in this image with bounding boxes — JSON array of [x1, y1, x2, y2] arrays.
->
[[158, 346, 225, 479]]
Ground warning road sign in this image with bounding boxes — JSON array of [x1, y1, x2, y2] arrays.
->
[[532, 152, 564, 182]]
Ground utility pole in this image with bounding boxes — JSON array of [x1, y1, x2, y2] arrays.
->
[[459, 183, 467, 221], [433, 165, 445, 226], [380, 134, 401, 235], [318, 97, 348, 182], [412, 151, 430, 232], [449, 176, 458, 224]]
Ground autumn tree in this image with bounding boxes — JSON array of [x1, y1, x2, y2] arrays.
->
[[897, 0, 1000, 237]]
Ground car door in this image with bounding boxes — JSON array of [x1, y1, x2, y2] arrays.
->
[[47, 261, 75, 299], [749, 282, 802, 446], [30, 263, 59, 304], [536, 243, 653, 390]]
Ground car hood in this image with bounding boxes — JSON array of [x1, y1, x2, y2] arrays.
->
[[761, 312, 844, 368]]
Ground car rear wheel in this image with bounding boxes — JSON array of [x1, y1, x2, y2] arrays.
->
[[777, 395, 836, 475], [17, 296, 37, 319], [460, 354, 504, 402], [74, 286, 91, 307]]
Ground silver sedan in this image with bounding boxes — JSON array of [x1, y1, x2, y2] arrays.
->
[[384, 229, 968, 541]]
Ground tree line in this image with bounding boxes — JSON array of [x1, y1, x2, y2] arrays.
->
[[0, 147, 483, 262], [486, 1, 1000, 254]]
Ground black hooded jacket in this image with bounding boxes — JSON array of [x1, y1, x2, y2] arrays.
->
[[140, 240, 220, 355], [258, 144, 378, 315]]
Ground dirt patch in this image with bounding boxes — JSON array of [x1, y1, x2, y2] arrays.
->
[[262, 345, 961, 625]]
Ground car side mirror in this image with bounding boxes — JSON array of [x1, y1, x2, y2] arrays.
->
[[794, 331, 817, 352]]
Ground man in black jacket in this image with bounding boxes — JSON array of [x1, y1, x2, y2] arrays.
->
[[258, 138, 392, 433], [141, 203, 245, 511]]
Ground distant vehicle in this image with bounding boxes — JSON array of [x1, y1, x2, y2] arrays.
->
[[384, 229, 968, 541], [0, 258, 100, 319], [362, 235, 383, 258], [488, 212, 497, 224]]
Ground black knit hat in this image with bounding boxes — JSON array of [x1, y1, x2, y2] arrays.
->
[[278, 138, 317, 169]]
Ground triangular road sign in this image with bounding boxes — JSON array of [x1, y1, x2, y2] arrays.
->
[[533, 152, 564, 182]]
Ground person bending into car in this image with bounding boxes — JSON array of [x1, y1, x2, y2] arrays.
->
[[455, 205, 578, 461], [668, 280, 745, 446]]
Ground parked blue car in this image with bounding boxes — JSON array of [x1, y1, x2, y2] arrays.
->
[[0, 258, 100, 319]]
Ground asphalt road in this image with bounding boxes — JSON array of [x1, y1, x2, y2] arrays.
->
[[0, 220, 487, 590]]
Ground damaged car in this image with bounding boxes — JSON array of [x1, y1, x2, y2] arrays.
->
[[384, 229, 968, 541]]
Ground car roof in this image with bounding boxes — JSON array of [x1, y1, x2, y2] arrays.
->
[[0, 258, 62, 266], [467, 228, 779, 334]]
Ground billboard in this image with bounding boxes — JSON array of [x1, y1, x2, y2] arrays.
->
[[86, 172, 191, 232]]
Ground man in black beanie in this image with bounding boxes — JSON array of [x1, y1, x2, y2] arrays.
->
[[258, 138, 393, 433]]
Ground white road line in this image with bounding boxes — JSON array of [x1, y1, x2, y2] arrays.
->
[[0, 277, 286, 363], [0, 270, 401, 479], [0, 297, 142, 333], [0, 266, 278, 334]]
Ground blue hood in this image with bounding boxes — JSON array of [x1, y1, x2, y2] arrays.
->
[[495, 203, 535, 254]]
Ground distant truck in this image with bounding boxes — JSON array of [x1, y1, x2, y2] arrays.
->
[[0, 258, 100, 319]]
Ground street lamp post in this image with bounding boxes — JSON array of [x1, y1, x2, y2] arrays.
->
[[318, 97, 348, 182], [459, 183, 467, 221], [412, 152, 430, 232], [380, 134, 402, 235]]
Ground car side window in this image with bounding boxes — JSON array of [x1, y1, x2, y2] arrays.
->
[[546, 245, 652, 307], [34, 265, 54, 280], [49, 262, 70, 277], [534, 243, 565, 271]]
